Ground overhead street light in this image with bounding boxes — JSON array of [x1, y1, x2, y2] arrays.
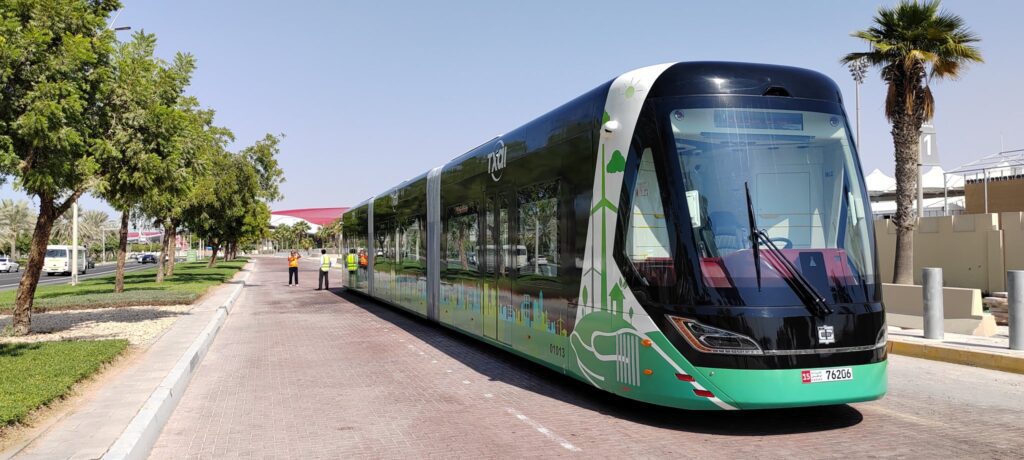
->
[[847, 57, 869, 149]]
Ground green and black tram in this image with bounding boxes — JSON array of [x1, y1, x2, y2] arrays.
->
[[342, 62, 887, 410]]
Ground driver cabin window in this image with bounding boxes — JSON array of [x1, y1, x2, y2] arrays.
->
[[624, 148, 674, 286]]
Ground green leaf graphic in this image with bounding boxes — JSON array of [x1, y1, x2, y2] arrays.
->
[[606, 150, 625, 173]]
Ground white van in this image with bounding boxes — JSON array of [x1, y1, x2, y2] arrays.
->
[[43, 245, 87, 276]]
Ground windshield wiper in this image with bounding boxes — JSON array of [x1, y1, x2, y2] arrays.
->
[[744, 183, 763, 290], [744, 182, 833, 317]]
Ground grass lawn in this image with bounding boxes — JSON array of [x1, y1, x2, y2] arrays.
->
[[0, 259, 247, 313], [0, 340, 128, 426]]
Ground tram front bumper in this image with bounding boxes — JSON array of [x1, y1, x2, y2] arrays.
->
[[695, 360, 888, 410]]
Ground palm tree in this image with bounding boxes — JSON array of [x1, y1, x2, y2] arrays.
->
[[49, 208, 111, 251], [842, 0, 982, 284], [81, 210, 113, 256], [0, 199, 35, 257]]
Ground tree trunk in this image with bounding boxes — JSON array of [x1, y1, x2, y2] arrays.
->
[[207, 243, 219, 267], [115, 211, 129, 293], [889, 67, 927, 285], [11, 200, 57, 335], [155, 225, 169, 283], [166, 225, 177, 276]]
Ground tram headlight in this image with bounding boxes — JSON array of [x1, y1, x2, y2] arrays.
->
[[666, 316, 763, 355]]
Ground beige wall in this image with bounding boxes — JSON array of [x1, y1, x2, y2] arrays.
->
[[1002, 212, 1024, 273], [875, 214, 1005, 292], [965, 177, 1024, 214]]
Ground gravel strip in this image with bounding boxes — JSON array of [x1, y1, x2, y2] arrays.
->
[[0, 305, 193, 346]]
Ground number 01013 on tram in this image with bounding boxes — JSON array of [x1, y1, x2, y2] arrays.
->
[[342, 62, 887, 410]]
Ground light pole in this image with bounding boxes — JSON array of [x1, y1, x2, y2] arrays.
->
[[69, 22, 134, 284], [847, 57, 869, 149], [71, 200, 79, 286]]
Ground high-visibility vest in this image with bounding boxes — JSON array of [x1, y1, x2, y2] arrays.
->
[[320, 255, 331, 271], [359, 253, 368, 267], [346, 253, 358, 271]]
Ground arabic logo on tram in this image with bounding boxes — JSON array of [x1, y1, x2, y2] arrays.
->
[[487, 140, 507, 182]]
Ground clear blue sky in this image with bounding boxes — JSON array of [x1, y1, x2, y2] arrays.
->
[[3, 0, 1021, 217]]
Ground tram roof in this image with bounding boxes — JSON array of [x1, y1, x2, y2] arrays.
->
[[651, 61, 843, 103]]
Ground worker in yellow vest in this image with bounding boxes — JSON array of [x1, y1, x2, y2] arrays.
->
[[317, 249, 332, 291], [346, 248, 358, 284], [287, 250, 300, 286]]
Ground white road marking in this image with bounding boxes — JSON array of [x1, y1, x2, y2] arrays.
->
[[505, 408, 581, 452]]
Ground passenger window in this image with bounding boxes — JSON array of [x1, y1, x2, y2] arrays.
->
[[517, 182, 559, 277], [445, 204, 478, 272]]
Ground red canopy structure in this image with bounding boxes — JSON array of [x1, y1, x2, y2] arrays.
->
[[270, 207, 348, 230]]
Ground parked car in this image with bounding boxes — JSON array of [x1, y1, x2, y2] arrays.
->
[[0, 257, 19, 273], [139, 254, 156, 264]]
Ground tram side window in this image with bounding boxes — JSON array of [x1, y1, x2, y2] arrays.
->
[[517, 182, 559, 277], [401, 217, 423, 262], [624, 148, 675, 287], [445, 204, 479, 272]]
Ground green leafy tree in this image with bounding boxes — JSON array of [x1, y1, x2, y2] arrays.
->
[[0, 0, 121, 335], [843, 0, 982, 284], [97, 31, 199, 288], [50, 208, 109, 250], [183, 134, 284, 266], [271, 223, 293, 251]]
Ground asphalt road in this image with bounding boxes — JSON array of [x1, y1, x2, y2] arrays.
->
[[149, 257, 1024, 459], [0, 261, 150, 292]]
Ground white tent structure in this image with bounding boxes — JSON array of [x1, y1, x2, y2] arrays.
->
[[870, 196, 966, 218], [865, 169, 896, 196], [866, 166, 967, 217]]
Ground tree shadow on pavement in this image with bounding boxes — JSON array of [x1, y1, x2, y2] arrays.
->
[[0, 307, 187, 335], [329, 289, 863, 436]]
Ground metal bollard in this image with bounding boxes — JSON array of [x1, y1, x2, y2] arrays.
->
[[923, 267, 944, 340], [1010, 270, 1023, 351]]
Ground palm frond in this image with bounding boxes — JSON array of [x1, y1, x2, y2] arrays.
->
[[922, 85, 935, 121]]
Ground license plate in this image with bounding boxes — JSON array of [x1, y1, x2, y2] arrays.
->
[[801, 367, 853, 384]]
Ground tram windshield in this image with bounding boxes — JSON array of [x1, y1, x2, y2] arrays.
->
[[624, 96, 878, 307]]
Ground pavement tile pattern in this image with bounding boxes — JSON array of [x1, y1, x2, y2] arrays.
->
[[150, 257, 1024, 459]]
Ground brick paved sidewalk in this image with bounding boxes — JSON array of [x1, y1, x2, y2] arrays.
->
[[150, 257, 1024, 459]]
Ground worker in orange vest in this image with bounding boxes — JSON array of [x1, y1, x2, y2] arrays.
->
[[287, 250, 300, 286]]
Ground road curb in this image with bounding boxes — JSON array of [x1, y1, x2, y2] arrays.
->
[[101, 264, 252, 460], [888, 339, 1024, 375]]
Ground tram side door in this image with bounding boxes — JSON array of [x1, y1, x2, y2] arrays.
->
[[485, 194, 513, 345]]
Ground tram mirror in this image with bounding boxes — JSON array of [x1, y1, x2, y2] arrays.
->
[[686, 190, 701, 227]]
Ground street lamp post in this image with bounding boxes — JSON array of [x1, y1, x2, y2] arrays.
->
[[68, 20, 135, 282], [71, 200, 79, 286], [847, 57, 869, 149]]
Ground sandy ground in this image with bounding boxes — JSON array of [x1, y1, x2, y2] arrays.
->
[[0, 305, 193, 346]]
